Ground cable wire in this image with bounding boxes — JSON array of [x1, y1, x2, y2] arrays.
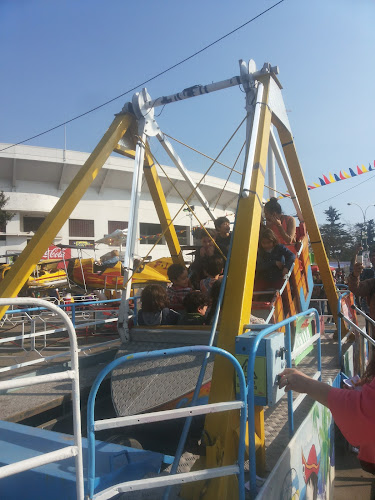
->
[[0, 0, 285, 153], [314, 173, 375, 207]]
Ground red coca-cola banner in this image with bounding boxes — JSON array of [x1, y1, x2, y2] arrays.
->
[[41, 245, 71, 268]]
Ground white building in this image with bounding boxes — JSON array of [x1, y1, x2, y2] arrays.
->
[[0, 144, 240, 261]]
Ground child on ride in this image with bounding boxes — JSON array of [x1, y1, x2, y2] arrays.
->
[[137, 284, 179, 326], [178, 291, 209, 326], [255, 228, 296, 290], [167, 264, 192, 312], [200, 255, 224, 296]]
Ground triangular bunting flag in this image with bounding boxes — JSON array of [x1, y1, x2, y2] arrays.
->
[[319, 177, 326, 186], [323, 175, 331, 184], [349, 168, 356, 177]]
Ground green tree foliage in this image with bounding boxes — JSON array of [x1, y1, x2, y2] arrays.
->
[[0, 191, 14, 229], [319, 206, 354, 262], [350, 218, 375, 251]]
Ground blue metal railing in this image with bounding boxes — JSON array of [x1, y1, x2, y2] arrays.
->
[[86, 345, 247, 500], [246, 308, 321, 499]]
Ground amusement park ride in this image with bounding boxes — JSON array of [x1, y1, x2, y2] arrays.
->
[[0, 59, 364, 500]]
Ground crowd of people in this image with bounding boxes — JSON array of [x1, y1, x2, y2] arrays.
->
[[130, 198, 375, 474], [134, 199, 299, 327]]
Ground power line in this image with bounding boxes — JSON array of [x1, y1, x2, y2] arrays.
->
[[0, 0, 285, 153], [314, 172, 375, 207]]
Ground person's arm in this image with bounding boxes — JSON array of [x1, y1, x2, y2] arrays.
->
[[271, 215, 296, 244], [279, 368, 331, 406], [348, 262, 375, 297], [280, 245, 296, 271], [279, 368, 375, 449]]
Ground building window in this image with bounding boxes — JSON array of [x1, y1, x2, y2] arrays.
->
[[140, 223, 164, 245], [174, 225, 188, 246], [23, 216, 45, 233], [108, 221, 128, 234], [0, 221, 5, 241], [69, 219, 94, 238]]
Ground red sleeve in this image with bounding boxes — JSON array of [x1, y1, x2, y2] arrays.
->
[[327, 379, 375, 447]]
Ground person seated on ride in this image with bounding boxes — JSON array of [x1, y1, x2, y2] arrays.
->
[[166, 263, 192, 312], [200, 255, 224, 296], [214, 216, 231, 257], [255, 228, 296, 290], [178, 291, 209, 326], [264, 197, 297, 253], [39, 263, 49, 276], [101, 249, 120, 269], [189, 227, 221, 289], [137, 284, 179, 326]]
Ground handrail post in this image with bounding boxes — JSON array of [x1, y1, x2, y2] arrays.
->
[[71, 302, 76, 328], [337, 294, 343, 367], [285, 323, 294, 437]]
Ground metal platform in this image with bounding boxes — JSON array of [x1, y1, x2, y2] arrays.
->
[[112, 328, 345, 485], [264, 337, 340, 473], [0, 343, 119, 423], [112, 328, 215, 417]]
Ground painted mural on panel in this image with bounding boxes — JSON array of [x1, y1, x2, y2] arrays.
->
[[258, 400, 335, 500]]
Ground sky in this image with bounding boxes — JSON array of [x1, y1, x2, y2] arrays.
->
[[1, 0, 374, 228]]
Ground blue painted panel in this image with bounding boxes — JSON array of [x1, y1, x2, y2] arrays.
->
[[0, 421, 164, 500]]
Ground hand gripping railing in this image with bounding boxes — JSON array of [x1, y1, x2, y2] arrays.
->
[[0, 298, 84, 500], [87, 346, 247, 500], [246, 309, 321, 499]]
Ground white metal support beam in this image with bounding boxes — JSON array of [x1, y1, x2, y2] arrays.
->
[[118, 113, 147, 343], [269, 128, 303, 221], [267, 128, 277, 198], [156, 131, 216, 223]]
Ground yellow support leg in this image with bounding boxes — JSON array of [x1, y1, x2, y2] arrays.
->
[[192, 78, 272, 500], [0, 113, 134, 317], [276, 125, 341, 332], [255, 406, 266, 477]]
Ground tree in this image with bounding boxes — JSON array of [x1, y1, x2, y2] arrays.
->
[[319, 206, 354, 262], [0, 191, 14, 230]]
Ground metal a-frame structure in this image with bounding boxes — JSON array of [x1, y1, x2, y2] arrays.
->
[[0, 59, 339, 499]]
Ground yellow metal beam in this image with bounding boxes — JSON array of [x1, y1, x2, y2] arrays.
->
[[143, 151, 184, 266], [198, 78, 272, 500], [276, 124, 340, 328], [0, 113, 134, 317]]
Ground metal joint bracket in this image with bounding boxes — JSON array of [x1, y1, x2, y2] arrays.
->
[[132, 89, 161, 137], [241, 189, 263, 207]]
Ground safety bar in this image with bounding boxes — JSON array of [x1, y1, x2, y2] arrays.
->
[[278, 240, 304, 296], [0, 298, 84, 500], [3, 297, 121, 329], [246, 308, 321, 499], [87, 345, 247, 500]]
